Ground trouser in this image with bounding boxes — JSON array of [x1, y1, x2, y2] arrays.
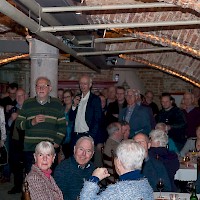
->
[[10, 139, 24, 189]]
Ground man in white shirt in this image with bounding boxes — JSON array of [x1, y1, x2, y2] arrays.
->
[[69, 74, 102, 147]]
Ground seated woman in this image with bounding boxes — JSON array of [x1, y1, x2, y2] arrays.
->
[[26, 141, 63, 200], [80, 140, 154, 200], [155, 122, 179, 154], [180, 125, 200, 158], [149, 129, 179, 191]]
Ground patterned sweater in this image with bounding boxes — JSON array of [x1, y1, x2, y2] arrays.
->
[[15, 97, 66, 151], [80, 178, 154, 200], [26, 165, 63, 200]]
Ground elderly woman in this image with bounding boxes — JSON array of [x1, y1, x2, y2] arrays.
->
[[155, 122, 179, 154], [149, 129, 179, 191], [26, 141, 63, 200], [80, 140, 153, 200], [180, 124, 200, 157]]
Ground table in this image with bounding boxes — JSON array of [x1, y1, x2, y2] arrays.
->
[[174, 162, 197, 181], [154, 192, 200, 199]]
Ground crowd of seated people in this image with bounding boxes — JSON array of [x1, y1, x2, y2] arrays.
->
[[1, 75, 200, 199]]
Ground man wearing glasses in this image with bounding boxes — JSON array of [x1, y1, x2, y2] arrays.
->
[[16, 76, 66, 173]]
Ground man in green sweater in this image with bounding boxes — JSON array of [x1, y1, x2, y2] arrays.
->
[[16, 76, 66, 173]]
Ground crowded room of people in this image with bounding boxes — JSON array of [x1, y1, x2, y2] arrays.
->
[[0, 1, 200, 200]]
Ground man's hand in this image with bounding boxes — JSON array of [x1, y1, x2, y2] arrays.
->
[[31, 114, 45, 126], [6, 105, 13, 112], [10, 112, 18, 121], [92, 167, 110, 181]]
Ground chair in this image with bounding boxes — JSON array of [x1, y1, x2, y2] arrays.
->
[[101, 147, 118, 185], [22, 178, 31, 200]]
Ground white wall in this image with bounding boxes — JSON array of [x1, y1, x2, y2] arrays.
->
[[113, 68, 145, 93]]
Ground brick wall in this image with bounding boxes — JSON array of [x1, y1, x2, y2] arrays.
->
[[0, 61, 195, 106]]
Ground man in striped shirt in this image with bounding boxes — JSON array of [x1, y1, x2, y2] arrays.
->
[[16, 76, 66, 173]]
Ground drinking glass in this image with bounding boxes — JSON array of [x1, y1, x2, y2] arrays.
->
[[186, 181, 194, 194], [157, 178, 164, 198]]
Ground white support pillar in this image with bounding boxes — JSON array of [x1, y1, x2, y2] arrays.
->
[[28, 38, 59, 97]]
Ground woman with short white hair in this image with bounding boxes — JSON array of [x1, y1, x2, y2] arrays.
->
[[80, 140, 153, 200], [149, 129, 179, 191], [26, 141, 63, 200], [150, 129, 168, 147]]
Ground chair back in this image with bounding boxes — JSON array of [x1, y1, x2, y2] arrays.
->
[[22, 178, 31, 200], [101, 147, 118, 185]]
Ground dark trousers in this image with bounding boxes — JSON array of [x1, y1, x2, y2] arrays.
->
[[24, 151, 34, 174], [10, 139, 24, 189]]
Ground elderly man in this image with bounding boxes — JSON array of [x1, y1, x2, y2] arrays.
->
[[133, 133, 172, 192], [80, 140, 154, 200], [149, 129, 179, 191], [104, 122, 123, 157], [16, 77, 66, 173], [8, 88, 26, 194], [69, 74, 102, 146], [119, 89, 151, 138], [182, 92, 200, 138], [54, 136, 94, 200]]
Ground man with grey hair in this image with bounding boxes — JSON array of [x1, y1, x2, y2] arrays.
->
[[54, 136, 95, 200], [104, 122, 123, 158], [134, 133, 172, 191], [16, 76, 66, 173], [80, 140, 154, 200], [149, 129, 179, 191], [119, 88, 151, 138], [69, 74, 102, 146], [182, 92, 200, 138]]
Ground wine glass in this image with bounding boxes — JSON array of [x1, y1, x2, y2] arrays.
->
[[157, 178, 164, 198], [186, 181, 194, 194]]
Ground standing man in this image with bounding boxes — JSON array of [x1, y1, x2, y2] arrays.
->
[[106, 86, 127, 126], [69, 74, 102, 146], [156, 93, 186, 151], [16, 77, 66, 173], [7, 88, 26, 194], [182, 92, 200, 138], [119, 89, 151, 138]]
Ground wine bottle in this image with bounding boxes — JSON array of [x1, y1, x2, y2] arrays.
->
[[190, 185, 198, 200]]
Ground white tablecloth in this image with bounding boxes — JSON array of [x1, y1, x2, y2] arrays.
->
[[174, 164, 197, 181], [154, 192, 200, 199]]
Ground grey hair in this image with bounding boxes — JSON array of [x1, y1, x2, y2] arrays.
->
[[35, 76, 51, 86], [149, 129, 168, 147], [155, 122, 167, 131], [116, 140, 145, 171], [107, 122, 120, 136], [125, 88, 140, 97], [35, 141, 55, 155], [79, 74, 93, 85], [75, 136, 94, 151]]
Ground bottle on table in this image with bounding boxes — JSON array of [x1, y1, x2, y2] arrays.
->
[[190, 185, 198, 200]]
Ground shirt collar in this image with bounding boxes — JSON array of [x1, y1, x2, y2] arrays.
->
[[36, 96, 51, 105], [119, 170, 143, 181], [81, 91, 90, 100], [72, 156, 91, 169]]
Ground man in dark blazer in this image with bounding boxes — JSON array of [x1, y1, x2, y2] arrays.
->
[[106, 86, 127, 126], [69, 74, 102, 146], [119, 89, 151, 138]]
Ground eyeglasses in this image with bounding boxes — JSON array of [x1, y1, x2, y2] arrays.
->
[[36, 85, 49, 90], [125, 94, 135, 98], [64, 96, 71, 99]]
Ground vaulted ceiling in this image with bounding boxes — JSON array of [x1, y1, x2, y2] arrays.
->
[[0, 0, 200, 87]]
